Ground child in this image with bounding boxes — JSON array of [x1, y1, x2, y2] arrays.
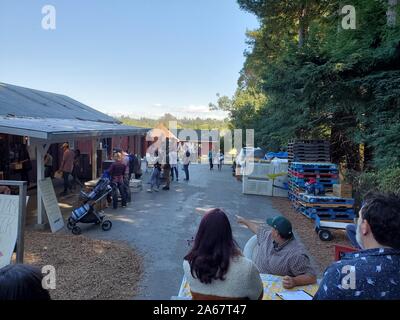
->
[[148, 161, 161, 192]]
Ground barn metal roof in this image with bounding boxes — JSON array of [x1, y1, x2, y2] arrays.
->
[[0, 82, 148, 142], [0, 82, 116, 123]]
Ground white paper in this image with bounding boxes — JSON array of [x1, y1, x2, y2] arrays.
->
[[277, 290, 313, 301]]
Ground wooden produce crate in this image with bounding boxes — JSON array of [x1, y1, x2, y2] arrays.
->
[[333, 184, 353, 198]]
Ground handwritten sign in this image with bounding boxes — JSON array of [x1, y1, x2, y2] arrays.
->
[[0, 195, 28, 269], [38, 178, 65, 233]]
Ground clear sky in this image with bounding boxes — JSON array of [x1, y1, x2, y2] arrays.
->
[[0, 0, 258, 119]]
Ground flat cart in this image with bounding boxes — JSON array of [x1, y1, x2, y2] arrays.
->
[[314, 216, 354, 241]]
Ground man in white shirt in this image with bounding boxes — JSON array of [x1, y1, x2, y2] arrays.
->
[[169, 149, 179, 181]]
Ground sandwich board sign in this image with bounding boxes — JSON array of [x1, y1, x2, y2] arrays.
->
[[0, 194, 29, 269], [38, 178, 65, 233]]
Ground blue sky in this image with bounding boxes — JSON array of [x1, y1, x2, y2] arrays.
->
[[0, 0, 258, 119]]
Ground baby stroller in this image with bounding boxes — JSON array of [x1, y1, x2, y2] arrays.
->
[[67, 173, 113, 235]]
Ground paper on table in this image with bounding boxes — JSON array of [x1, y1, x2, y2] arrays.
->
[[276, 290, 313, 301]]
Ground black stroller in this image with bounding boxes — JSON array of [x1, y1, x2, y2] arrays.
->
[[67, 175, 113, 235]]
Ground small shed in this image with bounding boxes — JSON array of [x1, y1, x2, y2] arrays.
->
[[0, 82, 148, 225]]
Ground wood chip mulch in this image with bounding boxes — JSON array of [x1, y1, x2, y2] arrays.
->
[[271, 197, 352, 274], [23, 231, 143, 300]]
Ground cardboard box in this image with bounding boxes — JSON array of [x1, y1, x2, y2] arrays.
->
[[333, 184, 353, 198]]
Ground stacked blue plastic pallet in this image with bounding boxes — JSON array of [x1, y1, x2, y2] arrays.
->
[[288, 162, 339, 197], [297, 194, 355, 220]]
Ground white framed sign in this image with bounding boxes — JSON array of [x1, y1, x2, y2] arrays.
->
[[38, 178, 65, 233], [0, 194, 29, 269]]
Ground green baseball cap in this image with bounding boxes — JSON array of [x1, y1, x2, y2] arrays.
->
[[266, 216, 293, 238]]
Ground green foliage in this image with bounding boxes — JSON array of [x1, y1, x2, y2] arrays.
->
[[117, 113, 229, 131], [210, 0, 400, 194]]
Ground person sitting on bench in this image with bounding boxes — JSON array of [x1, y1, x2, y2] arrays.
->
[[314, 193, 400, 300], [237, 215, 317, 289]]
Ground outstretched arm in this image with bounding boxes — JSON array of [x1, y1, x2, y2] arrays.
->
[[236, 215, 261, 235]]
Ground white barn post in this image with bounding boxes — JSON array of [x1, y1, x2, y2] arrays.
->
[[36, 143, 50, 225]]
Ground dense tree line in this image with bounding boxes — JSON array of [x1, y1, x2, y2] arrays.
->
[[117, 113, 229, 131], [211, 0, 400, 195]]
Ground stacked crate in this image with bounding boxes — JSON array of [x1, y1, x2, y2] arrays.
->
[[288, 162, 339, 210], [288, 162, 355, 220], [288, 140, 331, 163], [297, 194, 355, 220]]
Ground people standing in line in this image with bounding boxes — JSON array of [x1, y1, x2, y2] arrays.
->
[[59, 143, 75, 196], [170, 149, 179, 181], [183, 149, 191, 181], [108, 152, 128, 209], [16, 144, 32, 186], [208, 150, 214, 171], [218, 151, 224, 171], [71, 149, 84, 190], [44, 152, 53, 178]]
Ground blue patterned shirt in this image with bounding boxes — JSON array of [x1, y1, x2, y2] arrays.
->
[[314, 248, 400, 300]]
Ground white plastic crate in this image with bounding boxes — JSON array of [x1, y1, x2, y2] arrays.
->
[[242, 177, 273, 196]]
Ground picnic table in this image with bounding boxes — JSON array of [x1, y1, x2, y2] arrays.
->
[[178, 274, 320, 300]]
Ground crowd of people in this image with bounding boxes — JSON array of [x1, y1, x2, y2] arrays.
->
[[1, 142, 399, 301], [147, 146, 191, 193], [1, 188, 399, 300]]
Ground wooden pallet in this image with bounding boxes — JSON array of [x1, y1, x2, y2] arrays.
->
[[298, 201, 354, 209]]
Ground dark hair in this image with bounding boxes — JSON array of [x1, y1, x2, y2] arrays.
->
[[361, 193, 400, 249], [0, 264, 51, 300], [184, 209, 241, 284]]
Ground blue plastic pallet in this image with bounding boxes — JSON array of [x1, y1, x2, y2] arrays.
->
[[301, 206, 354, 215], [290, 162, 338, 170], [290, 180, 338, 188], [299, 194, 354, 205], [290, 177, 339, 185], [299, 207, 355, 220]]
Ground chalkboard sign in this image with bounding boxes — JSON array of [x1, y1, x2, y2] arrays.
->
[[38, 178, 65, 233], [0, 195, 29, 269]]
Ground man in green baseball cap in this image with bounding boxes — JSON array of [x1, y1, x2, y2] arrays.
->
[[266, 216, 293, 239], [237, 214, 317, 290]]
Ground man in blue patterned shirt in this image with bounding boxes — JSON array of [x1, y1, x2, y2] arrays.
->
[[314, 193, 400, 300]]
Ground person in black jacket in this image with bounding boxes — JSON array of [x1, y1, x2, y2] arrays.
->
[[16, 144, 32, 186]]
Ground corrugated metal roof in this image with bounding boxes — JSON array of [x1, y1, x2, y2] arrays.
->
[[0, 116, 148, 141], [0, 82, 117, 123], [0, 82, 149, 141]]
